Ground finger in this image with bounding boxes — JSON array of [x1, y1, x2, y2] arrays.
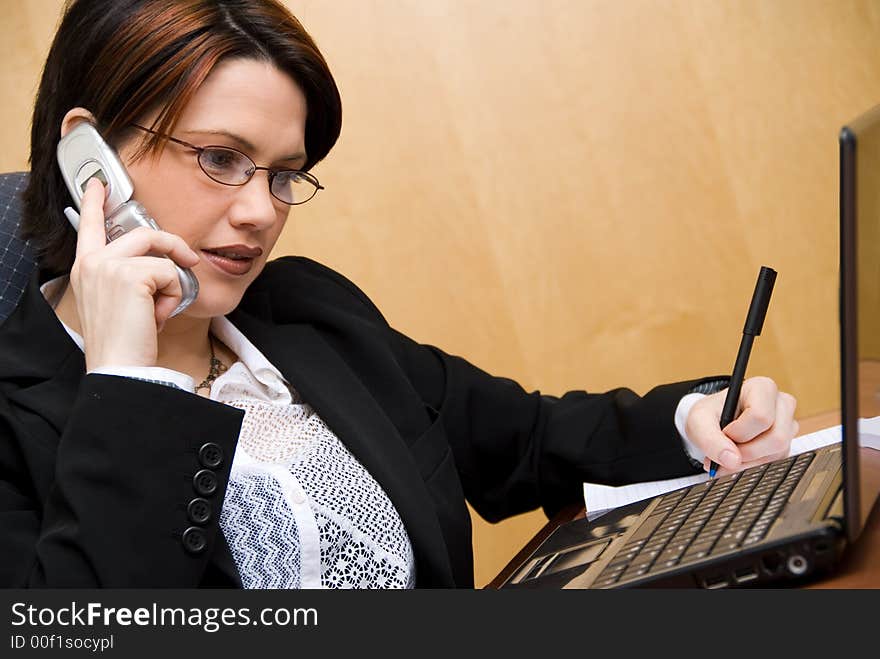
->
[[155, 293, 181, 329], [131, 256, 184, 298], [102, 226, 200, 268], [95, 255, 183, 299], [722, 377, 779, 444], [689, 408, 743, 471], [702, 445, 785, 474], [137, 257, 184, 326], [708, 446, 792, 477], [74, 178, 109, 257], [737, 449, 791, 471], [703, 456, 730, 476], [736, 395, 798, 464]]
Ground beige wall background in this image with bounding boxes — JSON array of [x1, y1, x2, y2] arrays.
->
[[2, 0, 879, 587]]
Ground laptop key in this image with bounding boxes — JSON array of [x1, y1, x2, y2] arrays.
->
[[719, 528, 747, 543], [620, 565, 650, 580], [656, 549, 684, 565], [593, 576, 622, 588], [629, 553, 659, 570], [634, 548, 662, 563], [682, 549, 710, 561]]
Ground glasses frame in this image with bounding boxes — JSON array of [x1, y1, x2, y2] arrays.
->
[[129, 123, 323, 206]]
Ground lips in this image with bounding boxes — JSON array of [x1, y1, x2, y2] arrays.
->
[[201, 244, 263, 276]]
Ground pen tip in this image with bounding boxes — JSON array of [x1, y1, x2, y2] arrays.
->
[[709, 467, 717, 478]]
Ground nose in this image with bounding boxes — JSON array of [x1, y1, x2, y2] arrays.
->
[[226, 171, 281, 231]]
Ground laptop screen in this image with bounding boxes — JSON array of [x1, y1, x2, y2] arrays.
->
[[840, 104, 880, 542]]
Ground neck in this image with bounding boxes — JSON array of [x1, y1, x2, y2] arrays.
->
[[54, 280, 214, 376]]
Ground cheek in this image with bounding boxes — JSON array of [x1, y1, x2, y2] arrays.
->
[[131, 178, 224, 243], [123, 158, 199, 235], [268, 208, 290, 241], [270, 214, 288, 241]]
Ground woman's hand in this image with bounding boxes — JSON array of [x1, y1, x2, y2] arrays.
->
[[684, 376, 799, 475], [69, 178, 200, 371]]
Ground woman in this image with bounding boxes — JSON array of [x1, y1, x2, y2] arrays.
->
[[0, 0, 797, 588]]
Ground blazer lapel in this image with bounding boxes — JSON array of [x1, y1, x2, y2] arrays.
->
[[228, 309, 455, 586]]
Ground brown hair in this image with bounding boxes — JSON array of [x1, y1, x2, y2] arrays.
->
[[23, 0, 342, 275]]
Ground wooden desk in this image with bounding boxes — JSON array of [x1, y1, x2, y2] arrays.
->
[[487, 410, 880, 589]]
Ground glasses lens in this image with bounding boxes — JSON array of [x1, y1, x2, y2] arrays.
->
[[198, 147, 254, 185], [271, 170, 319, 205]]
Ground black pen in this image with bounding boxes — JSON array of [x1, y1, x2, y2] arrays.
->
[[708, 266, 777, 477]]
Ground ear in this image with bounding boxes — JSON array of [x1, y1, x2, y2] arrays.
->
[[60, 108, 97, 138]]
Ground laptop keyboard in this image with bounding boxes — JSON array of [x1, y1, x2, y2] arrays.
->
[[593, 451, 816, 588]]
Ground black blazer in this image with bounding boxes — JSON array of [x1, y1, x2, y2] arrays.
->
[[0, 256, 708, 588]]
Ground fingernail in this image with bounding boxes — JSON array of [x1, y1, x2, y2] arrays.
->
[[719, 449, 739, 469]]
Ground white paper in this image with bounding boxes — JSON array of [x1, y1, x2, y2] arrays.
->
[[857, 416, 880, 450], [581, 419, 875, 520]]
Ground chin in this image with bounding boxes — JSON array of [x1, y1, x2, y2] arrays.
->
[[183, 265, 261, 318], [179, 286, 247, 319]]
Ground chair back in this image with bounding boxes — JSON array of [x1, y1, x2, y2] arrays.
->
[[0, 172, 37, 323]]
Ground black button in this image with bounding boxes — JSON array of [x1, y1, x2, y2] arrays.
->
[[198, 442, 224, 469], [182, 527, 207, 555], [187, 497, 213, 525], [192, 469, 218, 496]]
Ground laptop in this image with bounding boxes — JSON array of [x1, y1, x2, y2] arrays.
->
[[499, 105, 880, 589]]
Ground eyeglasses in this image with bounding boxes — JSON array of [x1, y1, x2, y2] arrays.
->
[[130, 124, 323, 205]]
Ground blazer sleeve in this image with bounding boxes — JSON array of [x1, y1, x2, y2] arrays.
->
[[293, 256, 716, 523], [387, 328, 717, 522], [0, 374, 244, 587]]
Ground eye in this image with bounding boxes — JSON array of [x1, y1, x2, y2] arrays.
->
[[269, 170, 315, 204], [201, 148, 240, 171], [272, 170, 303, 185], [198, 147, 253, 184]]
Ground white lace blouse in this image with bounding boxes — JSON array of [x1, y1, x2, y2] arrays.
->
[[42, 278, 416, 589]]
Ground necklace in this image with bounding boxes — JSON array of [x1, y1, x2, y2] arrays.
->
[[195, 334, 228, 394]]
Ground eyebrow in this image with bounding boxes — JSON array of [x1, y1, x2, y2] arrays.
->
[[182, 129, 307, 164]]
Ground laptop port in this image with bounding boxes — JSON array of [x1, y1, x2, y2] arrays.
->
[[761, 552, 783, 575], [733, 566, 759, 584], [814, 541, 830, 555], [761, 552, 784, 575], [702, 575, 730, 589], [787, 554, 809, 576]]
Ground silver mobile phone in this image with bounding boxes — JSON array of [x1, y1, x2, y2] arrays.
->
[[56, 122, 198, 317]]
